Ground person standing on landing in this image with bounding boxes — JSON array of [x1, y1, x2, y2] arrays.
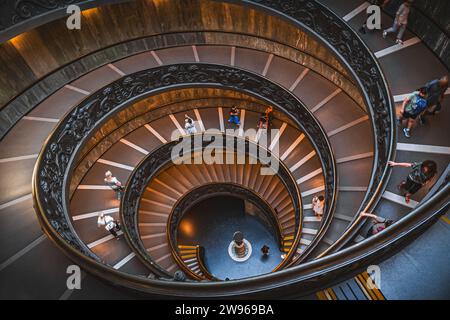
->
[[261, 245, 270, 257]]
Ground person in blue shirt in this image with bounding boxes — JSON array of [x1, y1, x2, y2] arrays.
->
[[397, 87, 428, 138], [228, 106, 241, 127]]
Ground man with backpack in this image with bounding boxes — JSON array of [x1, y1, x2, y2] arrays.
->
[[397, 87, 428, 138], [420, 75, 448, 124]]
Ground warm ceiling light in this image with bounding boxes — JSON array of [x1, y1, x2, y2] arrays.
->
[[179, 220, 195, 237], [152, 0, 168, 7], [82, 8, 98, 16], [9, 34, 24, 47]]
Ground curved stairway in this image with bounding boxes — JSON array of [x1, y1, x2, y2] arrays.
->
[[70, 105, 318, 276], [0, 0, 448, 299]]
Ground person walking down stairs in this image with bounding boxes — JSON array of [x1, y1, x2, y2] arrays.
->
[[388, 160, 438, 203], [360, 212, 395, 237], [383, 0, 413, 45], [184, 114, 197, 134], [397, 87, 428, 138], [257, 114, 268, 130], [97, 213, 121, 239], [264, 106, 273, 129], [420, 75, 449, 124], [228, 106, 241, 127], [312, 195, 325, 218], [104, 171, 125, 200]]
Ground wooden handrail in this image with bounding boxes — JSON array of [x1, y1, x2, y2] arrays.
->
[[196, 246, 218, 281]]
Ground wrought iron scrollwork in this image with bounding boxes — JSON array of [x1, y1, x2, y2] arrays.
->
[[0, 0, 81, 30], [33, 63, 336, 274], [27, 1, 443, 299], [236, 0, 395, 250], [120, 134, 301, 275]]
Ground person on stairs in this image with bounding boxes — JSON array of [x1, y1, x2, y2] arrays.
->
[[97, 212, 121, 239], [265, 106, 274, 128], [382, 0, 413, 45], [261, 245, 270, 257], [312, 195, 325, 218], [420, 75, 449, 124], [397, 87, 428, 138], [360, 212, 394, 237], [104, 170, 124, 200], [388, 160, 437, 203], [228, 106, 241, 127], [184, 114, 197, 134], [257, 114, 268, 130]]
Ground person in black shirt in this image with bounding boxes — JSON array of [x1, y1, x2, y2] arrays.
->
[[257, 114, 268, 129], [388, 160, 437, 203], [261, 245, 270, 256], [265, 106, 273, 128], [420, 75, 448, 124], [360, 212, 394, 237]]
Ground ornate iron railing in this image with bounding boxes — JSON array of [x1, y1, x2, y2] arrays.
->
[[28, 0, 429, 297], [0, 1, 133, 43], [231, 0, 396, 256], [33, 62, 336, 282], [196, 246, 217, 281], [121, 133, 303, 277]]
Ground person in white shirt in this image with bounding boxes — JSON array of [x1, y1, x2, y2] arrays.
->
[[104, 171, 124, 200], [312, 195, 325, 217], [97, 213, 121, 239], [184, 114, 197, 134]]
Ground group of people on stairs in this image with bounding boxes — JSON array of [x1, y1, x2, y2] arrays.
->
[[398, 76, 448, 138]]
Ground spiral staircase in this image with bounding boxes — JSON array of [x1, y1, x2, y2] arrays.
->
[[0, 0, 448, 299]]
